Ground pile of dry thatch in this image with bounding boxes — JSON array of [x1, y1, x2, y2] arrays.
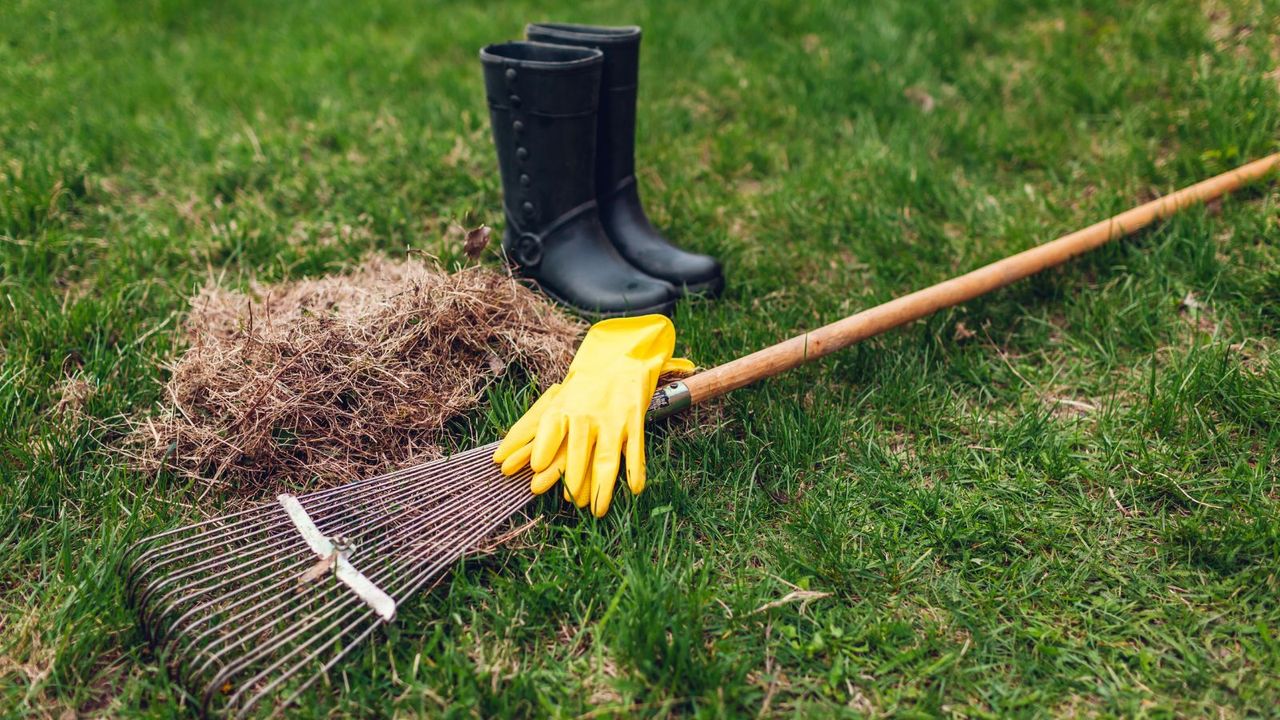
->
[[129, 256, 583, 495]]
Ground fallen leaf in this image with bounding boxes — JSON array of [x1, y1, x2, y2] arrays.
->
[[463, 224, 491, 260], [296, 550, 337, 590], [904, 86, 936, 113], [486, 352, 506, 376], [749, 590, 832, 616], [1179, 291, 1218, 334], [953, 321, 976, 342], [1045, 395, 1098, 418]]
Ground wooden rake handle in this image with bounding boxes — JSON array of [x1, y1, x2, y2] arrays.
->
[[648, 153, 1280, 418]]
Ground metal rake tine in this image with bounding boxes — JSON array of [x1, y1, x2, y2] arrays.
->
[[389, 476, 535, 603], [132, 512, 310, 623], [269, 615, 385, 718], [127, 475, 364, 581], [186, 468, 527, 691], [149, 453, 494, 638], [160, 544, 315, 662], [126, 440, 536, 717], [177, 468, 527, 681], [125, 503, 277, 574], [213, 478, 533, 714], [140, 533, 310, 635], [228, 603, 379, 717], [139, 448, 500, 629], [191, 466, 527, 670], [238, 473, 530, 686], [352, 472, 532, 596], [128, 442, 501, 589], [131, 455, 462, 587], [227, 478, 534, 715], [163, 449, 510, 648], [132, 510, 299, 585]]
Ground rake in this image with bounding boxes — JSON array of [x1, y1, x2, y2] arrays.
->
[[124, 154, 1279, 717]]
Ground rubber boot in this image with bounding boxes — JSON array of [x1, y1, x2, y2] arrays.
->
[[525, 23, 725, 297], [480, 41, 679, 317]]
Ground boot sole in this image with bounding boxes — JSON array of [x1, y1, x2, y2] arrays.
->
[[528, 277, 678, 320], [677, 273, 725, 299]]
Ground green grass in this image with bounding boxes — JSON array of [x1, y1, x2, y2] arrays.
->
[[3, 0, 1280, 716]]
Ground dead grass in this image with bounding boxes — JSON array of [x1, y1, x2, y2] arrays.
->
[[52, 375, 96, 423], [126, 256, 583, 497]]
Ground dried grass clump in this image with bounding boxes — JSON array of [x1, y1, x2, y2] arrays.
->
[[130, 256, 583, 495]]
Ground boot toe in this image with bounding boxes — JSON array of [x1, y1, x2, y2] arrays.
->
[[612, 276, 678, 314], [546, 273, 676, 318], [670, 251, 724, 296], [632, 244, 724, 297]]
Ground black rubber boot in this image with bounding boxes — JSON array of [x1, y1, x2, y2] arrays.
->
[[480, 42, 678, 317], [525, 23, 725, 297]]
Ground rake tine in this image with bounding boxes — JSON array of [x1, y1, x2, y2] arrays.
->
[[260, 473, 526, 716], [128, 442, 501, 592], [234, 477, 534, 715], [138, 446, 503, 631], [181, 467, 526, 685], [215, 477, 533, 714], [156, 453, 499, 646], [125, 442, 535, 717]]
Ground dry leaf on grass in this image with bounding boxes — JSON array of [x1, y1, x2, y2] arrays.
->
[[749, 590, 832, 616], [953, 321, 977, 342], [1180, 291, 1205, 312], [904, 85, 936, 113], [463, 225, 492, 260]]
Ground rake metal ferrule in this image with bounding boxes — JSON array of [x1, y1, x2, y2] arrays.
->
[[646, 379, 691, 422]]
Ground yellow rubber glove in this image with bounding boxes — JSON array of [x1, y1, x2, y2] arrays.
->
[[492, 315, 694, 517]]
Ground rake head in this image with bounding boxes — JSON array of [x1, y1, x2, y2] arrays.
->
[[124, 441, 534, 718]]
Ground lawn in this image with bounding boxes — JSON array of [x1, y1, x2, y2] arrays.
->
[[3, 0, 1280, 717]]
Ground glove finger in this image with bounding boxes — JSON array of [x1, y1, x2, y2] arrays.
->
[[637, 315, 676, 355], [574, 462, 593, 509], [562, 445, 592, 509], [499, 442, 533, 476], [660, 357, 696, 375], [493, 384, 561, 464], [624, 409, 646, 496], [590, 423, 624, 518], [564, 416, 596, 507], [530, 441, 567, 495], [530, 409, 569, 472]]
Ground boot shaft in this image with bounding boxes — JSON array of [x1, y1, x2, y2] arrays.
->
[[479, 42, 603, 234], [524, 24, 641, 195]]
